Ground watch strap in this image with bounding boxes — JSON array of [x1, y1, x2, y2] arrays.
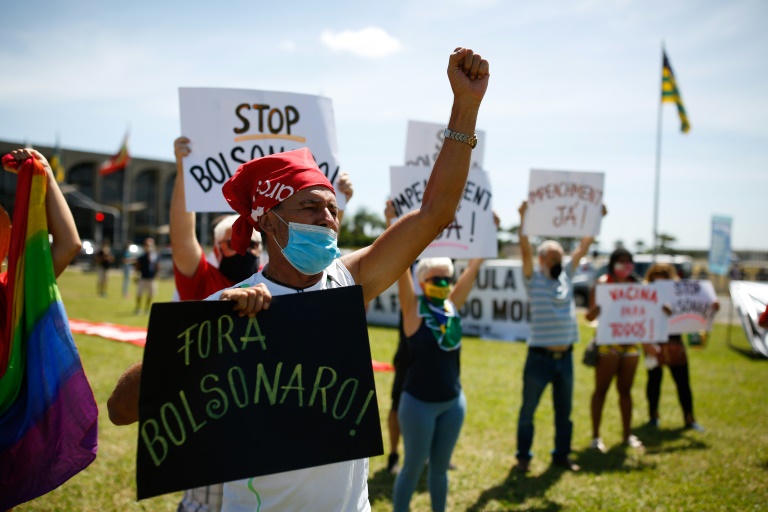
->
[[443, 128, 478, 149]]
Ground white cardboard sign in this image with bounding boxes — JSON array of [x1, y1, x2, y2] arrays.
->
[[595, 284, 668, 344], [404, 120, 486, 172], [523, 169, 604, 237], [656, 280, 718, 334], [179, 87, 345, 212], [389, 166, 497, 259]]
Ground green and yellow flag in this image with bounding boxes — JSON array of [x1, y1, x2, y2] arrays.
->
[[50, 141, 65, 183], [661, 50, 690, 133]]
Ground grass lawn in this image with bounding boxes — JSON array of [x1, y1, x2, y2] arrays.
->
[[14, 268, 768, 511]]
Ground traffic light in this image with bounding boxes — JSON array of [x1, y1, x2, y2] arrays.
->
[[95, 212, 105, 222]]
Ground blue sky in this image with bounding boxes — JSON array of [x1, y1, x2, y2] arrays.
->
[[2, 0, 766, 251]]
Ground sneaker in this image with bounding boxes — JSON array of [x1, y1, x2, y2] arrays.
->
[[685, 421, 705, 432], [648, 418, 659, 428], [624, 434, 644, 449], [552, 457, 581, 472], [589, 437, 606, 453], [386, 453, 400, 474]]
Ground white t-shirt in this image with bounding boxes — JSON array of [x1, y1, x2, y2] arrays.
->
[[206, 259, 371, 512]]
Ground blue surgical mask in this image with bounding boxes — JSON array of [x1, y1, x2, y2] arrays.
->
[[272, 212, 341, 275]]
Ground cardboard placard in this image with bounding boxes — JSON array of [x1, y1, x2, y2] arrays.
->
[[523, 169, 604, 237], [656, 280, 718, 334], [404, 120, 486, 172], [595, 284, 668, 344], [389, 167, 497, 259], [136, 286, 382, 500], [179, 87, 345, 212]]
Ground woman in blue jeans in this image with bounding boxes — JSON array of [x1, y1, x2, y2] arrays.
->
[[391, 256, 483, 512]]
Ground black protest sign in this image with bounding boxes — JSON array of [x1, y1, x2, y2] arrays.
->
[[136, 285, 382, 500]]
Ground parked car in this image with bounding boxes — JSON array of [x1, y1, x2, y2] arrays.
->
[[631, 254, 693, 280], [571, 257, 597, 307]]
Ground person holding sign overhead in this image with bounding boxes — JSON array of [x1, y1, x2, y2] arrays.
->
[[585, 248, 644, 452], [384, 201, 484, 512], [514, 200, 603, 473], [390, 257, 483, 511]]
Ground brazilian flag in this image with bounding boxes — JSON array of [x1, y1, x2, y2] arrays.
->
[[662, 50, 690, 133]]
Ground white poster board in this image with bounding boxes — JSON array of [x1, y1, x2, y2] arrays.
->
[[656, 280, 718, 334], [404, 120, 486, 172], [595, 284, 668, 344], [523, 169, 605, 237], [389, 166, 497, 259], [366, 260, 530, 341], [179, 87, 345, 212]]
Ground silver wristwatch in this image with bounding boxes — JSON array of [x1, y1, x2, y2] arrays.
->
[[443, 127, 478, 149]]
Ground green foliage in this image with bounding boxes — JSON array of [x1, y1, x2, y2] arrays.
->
[[338, 206, 386, 248], [655, 233, 678, 255], [17, 269, 768, 511]]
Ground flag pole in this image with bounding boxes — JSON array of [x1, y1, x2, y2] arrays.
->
[[121, 159, 130, 249], [652, 42, 664, 257], [120, 129, 131, 249]]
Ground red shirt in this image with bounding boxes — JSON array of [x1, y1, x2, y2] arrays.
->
[[760, 305, 768, 328], [173, 251, 233, 301]]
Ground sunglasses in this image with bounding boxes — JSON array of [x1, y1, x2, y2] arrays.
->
[[221, 239, 260, 250], [426, 276, 453, 286]]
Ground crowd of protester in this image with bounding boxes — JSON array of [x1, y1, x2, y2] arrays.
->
[[1, 45, 725, 511]]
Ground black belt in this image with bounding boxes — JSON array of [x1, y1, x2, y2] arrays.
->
[[530, 346, 573, 359]]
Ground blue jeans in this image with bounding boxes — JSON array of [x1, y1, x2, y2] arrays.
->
[[516, 348, 574, 462], [393, 390, 466, 512]]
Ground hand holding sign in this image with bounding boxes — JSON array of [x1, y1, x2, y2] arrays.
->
[[523, 169, 605, 238], [221, 283, 272, 318]]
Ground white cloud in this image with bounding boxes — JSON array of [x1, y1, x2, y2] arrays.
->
[[320, 27, 402, 58]]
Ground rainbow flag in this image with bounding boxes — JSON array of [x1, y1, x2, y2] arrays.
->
[[0, 154, 98, 509]]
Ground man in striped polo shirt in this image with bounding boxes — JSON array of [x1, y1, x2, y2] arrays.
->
[[514, 200, 602, 473]]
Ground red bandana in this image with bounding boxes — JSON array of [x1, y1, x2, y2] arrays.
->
[[222, 148, 334, 254]]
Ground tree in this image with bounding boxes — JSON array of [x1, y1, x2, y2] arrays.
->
[[655, 233, 677, 254], [338, 206, 386, 248]]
